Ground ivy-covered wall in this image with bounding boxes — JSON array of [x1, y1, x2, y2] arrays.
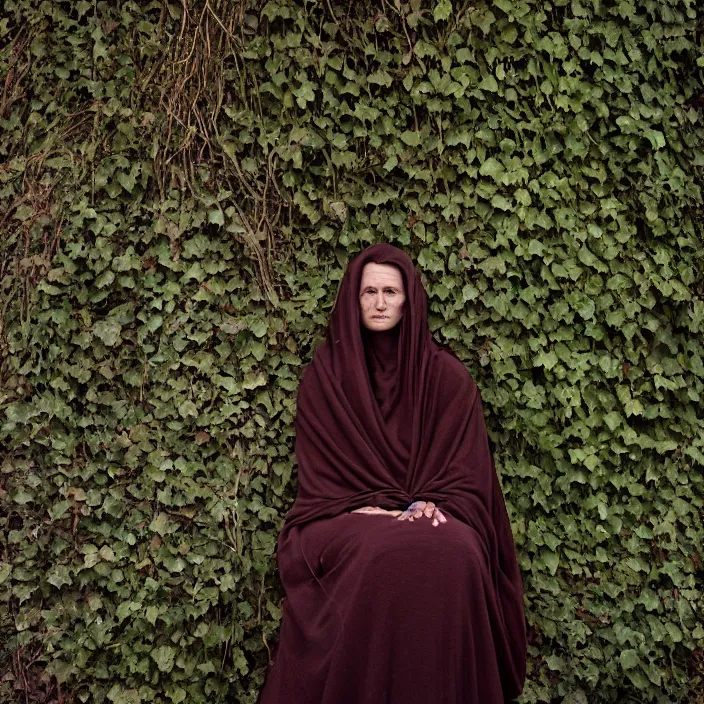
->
[[1, 0, 703, 702]]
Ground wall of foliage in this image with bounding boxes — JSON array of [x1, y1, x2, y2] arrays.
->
[[1, 0, 703, 702]]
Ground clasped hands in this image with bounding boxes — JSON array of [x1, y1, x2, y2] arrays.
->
[[351, 501, 447, 527]]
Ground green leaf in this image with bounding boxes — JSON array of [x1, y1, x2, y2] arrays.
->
[[146, 315, 163, 333], [98, 545, 116, 562], [624, 398, 644, 416], [620, 649, 640, 669], [479, 157, 503, 179], [602, 411, 622, 431], [178, 399, 198, 417], [535, 350, 558, 370], [117, 170, 137, 193], [166, 687, 187, 704], [543, 550, 559, 575], [478, 74, 498, 92], [93, 320, 123, 347], [471, 9, 497, 35], [107, 686, 141, 704], [368, 69, 393, 87], [149, 513, 171, 536], [13, 204, 35, 220], [12, 491, 34, 505], [208, 208, 224, 226], [250, 319, 268, 338], [400, 130, 422, 147], [491, 194, 512, 210], [644, 129, 665, 150], [49, 499, 72, 520], [46, 565, 72, 589], [151, 645, 176, 673], [433, 0, 453, 21]]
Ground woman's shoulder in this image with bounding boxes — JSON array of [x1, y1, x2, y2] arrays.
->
[[433, 345, 478, 395]]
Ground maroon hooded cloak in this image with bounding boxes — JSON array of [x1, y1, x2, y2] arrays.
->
[[259, 243, 526, 703]]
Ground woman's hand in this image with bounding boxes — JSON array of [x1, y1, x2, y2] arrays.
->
[[397, 501, 447, 527], [351, 506, 404, 517]]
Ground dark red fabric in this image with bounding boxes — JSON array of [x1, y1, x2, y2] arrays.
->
[[259, 243, 526, 703]]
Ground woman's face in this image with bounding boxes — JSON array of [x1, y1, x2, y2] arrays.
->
[[359, 263, 406, 331]]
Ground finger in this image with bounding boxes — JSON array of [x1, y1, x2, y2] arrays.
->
[[423, 502, 435, 518], [436, 510, 448, 523], [432, 517, 439, 527]]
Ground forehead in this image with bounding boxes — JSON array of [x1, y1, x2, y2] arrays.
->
[[359, 263, 404, 289]]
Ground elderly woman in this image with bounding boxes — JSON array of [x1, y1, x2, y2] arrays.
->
[[259, 243, 526, 704]]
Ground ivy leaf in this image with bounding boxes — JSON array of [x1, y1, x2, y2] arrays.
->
[[117, 169, 137, 193], [400, 130, 422, 147], [208, 208, 224, 226], [150, 513, 171, 536], [49, 499, 72, 520], [46, 565, 72, 589], [603, 412, 622, 431], [433, 0, 453, 22], [93, 320, 123, 347], [368, 69, 393, 87], [107, 686, 141, 704], [620, 649, 640, 669], [479, 158, 504, 179], [151, 645, 176, 673], [491, 194, 512, 210], [166, 687, 187, 704], [644, 129, 665, 150], [543, 550, 559, 575], [250, 319, 268, 338], [178, 399, 198, 417], [624, 398, 644, 416], [478, 74, 498, 92], [13, 204, 35, 220]]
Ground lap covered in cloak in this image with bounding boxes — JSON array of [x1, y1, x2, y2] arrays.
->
[[259, 244, 526, 704]]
